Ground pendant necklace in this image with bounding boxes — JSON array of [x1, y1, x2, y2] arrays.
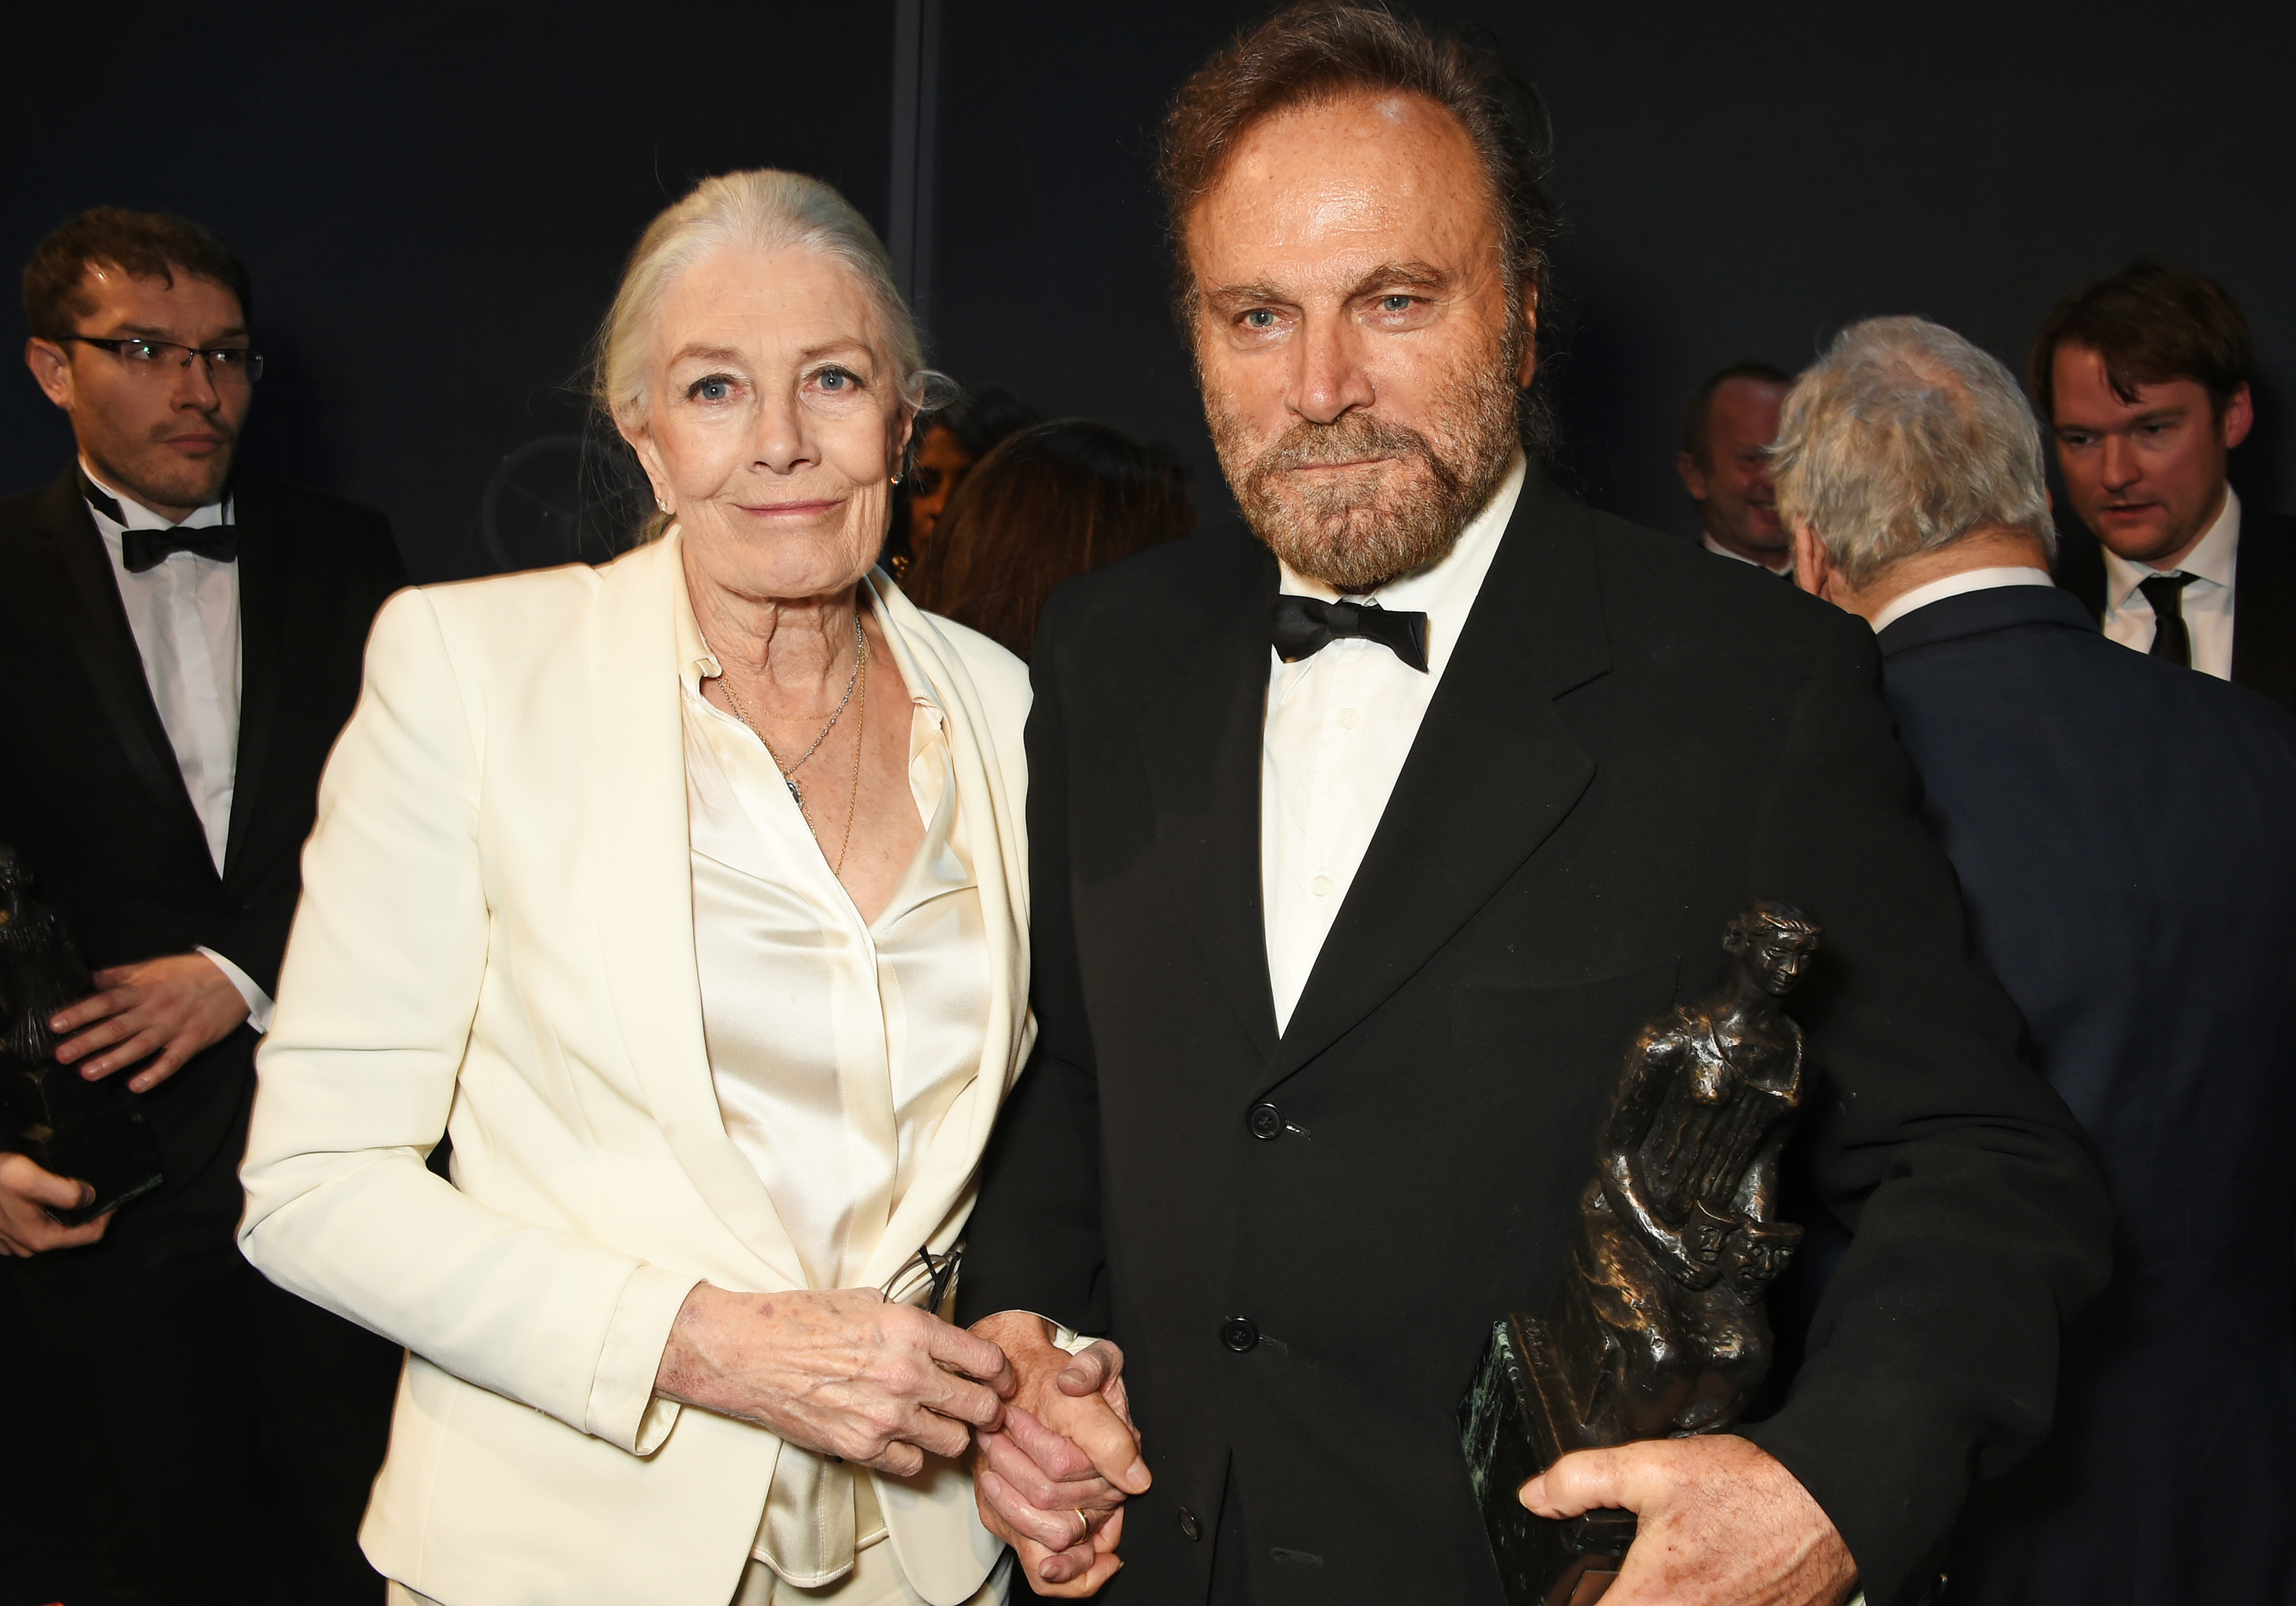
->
[[720, 610, 869, 870]]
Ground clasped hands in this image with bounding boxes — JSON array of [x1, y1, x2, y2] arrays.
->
[[653, 1292, 1147, 1597]]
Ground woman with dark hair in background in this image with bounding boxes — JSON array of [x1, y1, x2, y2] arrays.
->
[[885, 384, 1037, 577], [904, 420, 1195, 657]]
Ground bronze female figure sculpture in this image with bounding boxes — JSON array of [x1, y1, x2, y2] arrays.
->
[[1462, 900, 1821, 1606]]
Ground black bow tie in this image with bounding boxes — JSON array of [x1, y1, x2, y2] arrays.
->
[[1269, 593, 1430, 673], [83, 474, 236, 572]]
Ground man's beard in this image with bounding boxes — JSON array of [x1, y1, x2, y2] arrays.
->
[[1206, 347, 1525, 595]]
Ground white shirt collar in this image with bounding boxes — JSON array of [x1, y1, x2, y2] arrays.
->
[[2101, 485, 2241, 611], [80, 457, 231, 533], [1701, 531, 1792, 574], [1867, 565, 2055, 634], [1276, 451, 1526, 682]]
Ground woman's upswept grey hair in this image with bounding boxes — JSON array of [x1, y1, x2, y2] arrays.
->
[[1770, 316, 2054, 589], [591, 169, 947, 540]]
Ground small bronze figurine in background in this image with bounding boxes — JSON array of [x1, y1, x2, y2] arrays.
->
[[1461, 901, 1820, 1606], [0, 843, 165, 1225]]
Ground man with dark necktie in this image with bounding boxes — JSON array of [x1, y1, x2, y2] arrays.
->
[[1, 207, 406, 1601], [2035, 259, 2296, 709], [950, 7, 2110, 1604], [1784, 313, 2296, 1606]]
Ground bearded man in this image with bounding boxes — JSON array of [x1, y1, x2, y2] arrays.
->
[[954, 7, 2112, 1604]]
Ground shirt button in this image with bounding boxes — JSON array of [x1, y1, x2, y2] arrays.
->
[[1338, 706, 1360, 729], [1247, 1103, 1283, 1140], [1221, 1316, 1261, 1353], [1311, 873, 1332, 897], [1178, 1505, 1203, 1542]]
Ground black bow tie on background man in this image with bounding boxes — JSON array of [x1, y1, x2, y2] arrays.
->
[[1269, 593, 1430, 672], [81, 473, 238, 573]]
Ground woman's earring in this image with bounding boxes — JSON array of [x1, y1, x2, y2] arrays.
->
[[656, 495, 670, 513], [889, 473, 903, 486]]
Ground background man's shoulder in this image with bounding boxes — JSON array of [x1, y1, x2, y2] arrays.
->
[[1561, 491, 1872, 669], [233, 471, 395, 545]]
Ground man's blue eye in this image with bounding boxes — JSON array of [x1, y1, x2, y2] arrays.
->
[[1382, 296, 1413, 311], [1244, 310, 1277, 328]]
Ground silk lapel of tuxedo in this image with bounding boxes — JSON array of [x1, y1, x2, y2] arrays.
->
[[585, 535, 808, 1290], [1268, 473, 1609, 1083], [1135, 537, 1283, 1060], [25, 471, 214, 867], [220, 481, 289, 884]]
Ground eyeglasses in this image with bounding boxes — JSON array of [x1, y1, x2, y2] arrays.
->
[[60, 334, 264, 385]]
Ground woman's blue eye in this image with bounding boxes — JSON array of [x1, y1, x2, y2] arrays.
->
[[817, 367, 860, 392], [692, 376, 731, 402]]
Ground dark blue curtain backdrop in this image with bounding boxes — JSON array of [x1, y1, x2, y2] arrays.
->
[[3, 2, 2287, 578]]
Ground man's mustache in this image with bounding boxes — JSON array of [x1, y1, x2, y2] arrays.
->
[[1248, 415, 1453, 492]]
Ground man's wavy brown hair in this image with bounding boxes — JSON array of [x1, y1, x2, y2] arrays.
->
[[1155, 2, 1559, 448]]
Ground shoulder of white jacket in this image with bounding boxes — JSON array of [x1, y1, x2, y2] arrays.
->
[[898, 601, 1032, 722], [393, 554, 624, 658]]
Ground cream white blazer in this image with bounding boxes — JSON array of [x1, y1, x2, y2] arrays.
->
[[238, 533, 1032, 1606]]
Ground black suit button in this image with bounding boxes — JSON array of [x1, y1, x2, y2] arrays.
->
[[1246, 1103, 1283, 1140], [1178, 1505, 1202, 1542], [1221, 1316, 1260, 1353]]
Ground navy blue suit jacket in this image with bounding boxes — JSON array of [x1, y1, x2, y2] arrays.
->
[[1875, 582, 2296, 1604]]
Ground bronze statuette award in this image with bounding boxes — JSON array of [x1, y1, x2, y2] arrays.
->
[[0, 845, 165, 1224], [1459, 901, 1818, 1606]]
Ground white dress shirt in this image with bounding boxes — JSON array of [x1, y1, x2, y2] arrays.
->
[[677, 581, 990, 1294], [1867, 565, 2056, 634], [83, 461, 272, 1028], [1261, 454, 1525, 1034], [2101, 486, 2240, 679]]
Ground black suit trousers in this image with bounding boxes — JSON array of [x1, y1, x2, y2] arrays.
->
[[9, 1060, 401, 1606]]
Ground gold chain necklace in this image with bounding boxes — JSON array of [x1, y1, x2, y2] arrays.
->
[[719, 611, 870, 872]]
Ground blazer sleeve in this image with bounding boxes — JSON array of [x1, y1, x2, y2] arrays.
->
[[236, 588, 697, 1456], [954, 596, 1112, 1333], [1741, 615, 2114, 1605]]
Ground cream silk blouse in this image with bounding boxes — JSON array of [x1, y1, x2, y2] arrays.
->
[[675, 576, 993, 1585]]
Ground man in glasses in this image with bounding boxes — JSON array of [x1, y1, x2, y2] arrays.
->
[[2, 207, 406, 1602]]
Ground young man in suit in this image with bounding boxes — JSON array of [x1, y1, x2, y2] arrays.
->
[[952, 8, 2112, 1604], [1785, 314, 2296, 1605], [2, 208, 407, 1602], [1676, 360, 1793, 574], [2035, 259, 2296, 710]]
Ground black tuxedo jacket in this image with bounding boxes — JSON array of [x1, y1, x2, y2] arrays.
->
[[957, 471, 2113, 1606], [1873, 585, 2296, 1604], [0, 467, 406, 1196], [2053, 502, 2296, 709]]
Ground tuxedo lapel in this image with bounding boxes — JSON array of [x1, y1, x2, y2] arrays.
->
[[24, 473, 213, 864], [222, 483, 288, 883], [1270, 474, 1609, 1082], [585, 535, 807, 1290], [1135, 539, 1283, 1060]]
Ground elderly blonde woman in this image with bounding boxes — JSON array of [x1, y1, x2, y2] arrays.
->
[[236, 171, 1132, 1606]]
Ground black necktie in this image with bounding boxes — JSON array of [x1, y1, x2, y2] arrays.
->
[[2138, 573, 2194, 667], [82, 472, 236, 573], [1269, 593, 1430, 673]]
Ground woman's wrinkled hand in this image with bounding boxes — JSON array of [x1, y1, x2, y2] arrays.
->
[[652, 1283, 1016, 1474]]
